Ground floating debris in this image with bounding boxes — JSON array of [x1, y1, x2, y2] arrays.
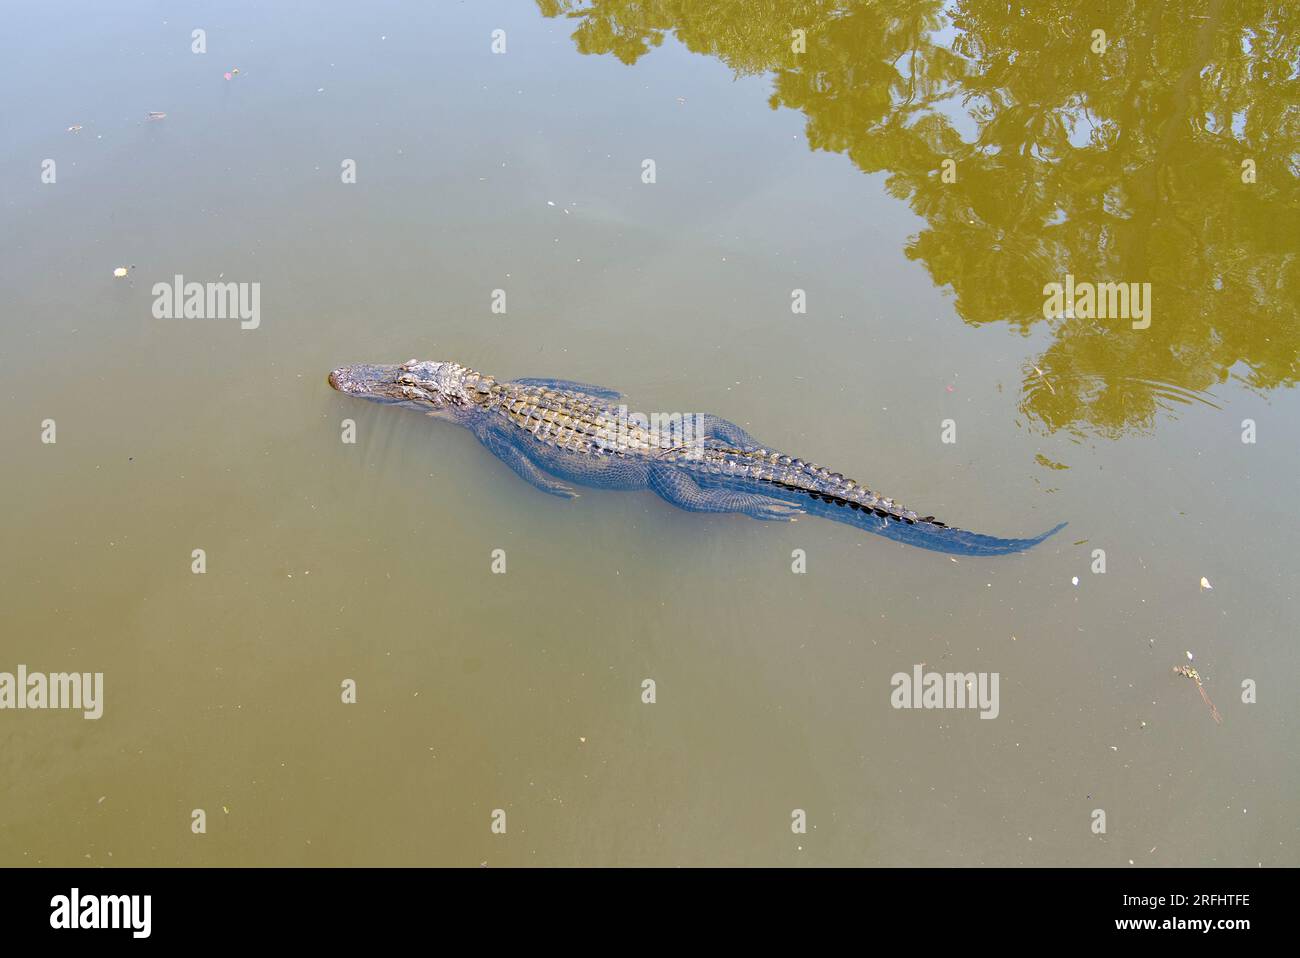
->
[[1173, 664, 1222, 725], [1200, 576, 1213, 591], [67, 124, 83, 133], [146, 111, 167, 120], [112, 267, 130, 278]]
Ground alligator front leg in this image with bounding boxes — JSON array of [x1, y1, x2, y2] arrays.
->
[[648, 465, 803, 520], [478, 431, 579, 499]]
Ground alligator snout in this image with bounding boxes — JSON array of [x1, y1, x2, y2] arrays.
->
[[327, 363, 415, 403]]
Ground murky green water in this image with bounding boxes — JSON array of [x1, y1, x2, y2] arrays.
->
[[1, 1, 1296, 866]]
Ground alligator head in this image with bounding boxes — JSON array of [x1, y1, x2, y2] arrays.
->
[[328, 359, 474, 414]]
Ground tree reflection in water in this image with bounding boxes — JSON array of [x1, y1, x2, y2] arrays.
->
[[539, 0, 1299, 437]]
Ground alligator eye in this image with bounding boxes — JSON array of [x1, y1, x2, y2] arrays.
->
[[398, 374, 417, 385]]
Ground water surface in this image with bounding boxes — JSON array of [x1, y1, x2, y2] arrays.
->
[[1, 0, 1296, 866]]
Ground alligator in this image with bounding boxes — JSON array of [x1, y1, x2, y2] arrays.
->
[[327, 360, 1065, 557]]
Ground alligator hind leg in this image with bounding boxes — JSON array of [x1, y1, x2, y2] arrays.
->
[[648, 465, 803, 520], [478, 431, 579, 499], [697, 415, 764, 452]]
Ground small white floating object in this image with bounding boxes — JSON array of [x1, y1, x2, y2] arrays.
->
[[1200, 576, 1213, 590], [1186, 650, 1194, 661], [112, 267, 129, 278], [1071, 576, 1079, 586]]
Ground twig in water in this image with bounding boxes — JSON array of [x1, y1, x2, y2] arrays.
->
[[1173, 665, 1222, 725]]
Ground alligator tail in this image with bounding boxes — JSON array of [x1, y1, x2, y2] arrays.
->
[[851, 515, 1068, 557], [788, 492, 1066, 556]]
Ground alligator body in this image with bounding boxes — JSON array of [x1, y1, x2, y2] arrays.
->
[[328, 360, 1065, 557]]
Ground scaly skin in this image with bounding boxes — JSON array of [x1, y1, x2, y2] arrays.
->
[[327, 360, 1065, 557]]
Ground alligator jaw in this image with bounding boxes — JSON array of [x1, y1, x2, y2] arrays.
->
[[329, 359, 470, 414], [328, 363, 406, 399]]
